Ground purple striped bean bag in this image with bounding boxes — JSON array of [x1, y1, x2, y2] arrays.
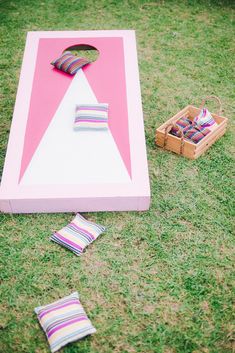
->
[[51, 51, 90, 75], [50, 213, 106, 256], [194, 108, 217, 129], [74, 103, 109, 130], [35, 292, 96, 352]]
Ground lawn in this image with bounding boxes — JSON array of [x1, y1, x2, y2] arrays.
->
[[0, 1, 234, 353]]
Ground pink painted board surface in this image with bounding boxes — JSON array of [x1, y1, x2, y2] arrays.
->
[[0, 30, 150, 213], [20, 36, 131, 181]]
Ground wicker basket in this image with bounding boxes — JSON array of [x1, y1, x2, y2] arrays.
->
[[155, 96, 228, 159]]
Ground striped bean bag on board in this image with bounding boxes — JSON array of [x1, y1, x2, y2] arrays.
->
[[51, 51, 90, 75], [74, 103, 109, 130]]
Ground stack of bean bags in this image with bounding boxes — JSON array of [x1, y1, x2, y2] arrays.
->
[[170, 108, 217, 144]]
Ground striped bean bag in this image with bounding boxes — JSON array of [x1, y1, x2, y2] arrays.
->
[[51, 51, 90, 75], [74, 103, 109, 130], [35, 292, 96, 352], [50, 213, 106, 256], [183, 124, 210, 143], [194, 108, 218, 131]]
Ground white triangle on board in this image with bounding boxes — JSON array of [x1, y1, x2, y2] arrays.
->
[[20, 69, 131, 185]]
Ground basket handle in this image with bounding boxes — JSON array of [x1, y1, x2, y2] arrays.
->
[[164, 123, 185, 155], [199, 95, 222, 115]]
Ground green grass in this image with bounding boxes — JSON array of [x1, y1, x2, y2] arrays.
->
[[0, 1, 235, 352]]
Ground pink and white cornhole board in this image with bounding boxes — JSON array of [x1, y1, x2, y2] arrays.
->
[[0, 30, 150, 213]]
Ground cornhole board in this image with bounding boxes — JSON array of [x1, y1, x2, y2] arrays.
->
[[0, 30, 150, 213]]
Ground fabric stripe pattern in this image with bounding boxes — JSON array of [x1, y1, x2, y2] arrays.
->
[[50, 213, 106, 256], [74, 103, 109, 130], [194, 108, 217, 128], [51, 51, 90, 75], [35, 292, 96, 353], [170, 116, 210, 144]]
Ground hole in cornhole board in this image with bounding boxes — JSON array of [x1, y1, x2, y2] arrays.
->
[[64, 44, 100, 63]]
